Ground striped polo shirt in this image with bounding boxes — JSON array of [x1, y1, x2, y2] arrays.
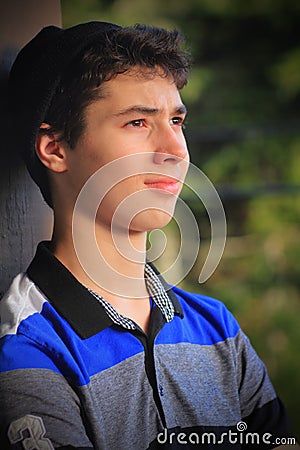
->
[[0, 242, 291, 449]]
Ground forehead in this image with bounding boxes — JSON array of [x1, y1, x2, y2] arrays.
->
[[99, 69, 183, 110]]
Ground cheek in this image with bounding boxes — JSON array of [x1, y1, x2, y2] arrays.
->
[[95, 177, 141, 223]]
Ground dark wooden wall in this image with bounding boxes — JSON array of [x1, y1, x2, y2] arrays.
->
[[0, 1, 61, 297]]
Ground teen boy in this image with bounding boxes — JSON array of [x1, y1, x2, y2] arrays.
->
[[0, 21, 294, 449]]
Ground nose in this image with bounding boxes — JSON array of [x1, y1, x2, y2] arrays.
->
[[152, 125, 189, 165]]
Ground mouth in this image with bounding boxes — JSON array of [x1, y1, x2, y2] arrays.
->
[[144, 177, 180, 194]]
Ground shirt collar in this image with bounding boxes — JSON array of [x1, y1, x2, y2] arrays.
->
[[27, 241, 183, 339]]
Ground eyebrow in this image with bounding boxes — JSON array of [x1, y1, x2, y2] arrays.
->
[[113, 104, 187, 117]]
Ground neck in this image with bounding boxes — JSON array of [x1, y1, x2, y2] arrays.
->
[[51, 210, 149, 301]]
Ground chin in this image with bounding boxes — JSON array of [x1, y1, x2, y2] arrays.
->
[[130, 208, 174, 232]]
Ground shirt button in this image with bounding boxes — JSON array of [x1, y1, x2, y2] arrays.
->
[[159, 384, 165, 396]]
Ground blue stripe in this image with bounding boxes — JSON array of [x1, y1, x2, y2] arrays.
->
[[41, 302, 145, 377], [0, 302, 145, 386], [0, 289, 240, 387], [156, 287, 240, 345], [0, 331, 60, 373]]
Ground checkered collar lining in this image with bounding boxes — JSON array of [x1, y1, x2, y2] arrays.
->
[[88, 263, 175, 330]]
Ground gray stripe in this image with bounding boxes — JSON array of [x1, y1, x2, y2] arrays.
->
[[235, 330, 277, 418], [0, 369, 93, 448], [0, 332, 277, 448], [0, 356, 163, 449], [153, 330, 276, 428], [79, 352, 163, 449]]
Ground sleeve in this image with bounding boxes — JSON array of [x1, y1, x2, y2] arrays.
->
[[0, 336, 94, 449], [234, 329, 293, 447]]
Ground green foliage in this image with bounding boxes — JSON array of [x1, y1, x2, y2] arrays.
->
[[202, 136, 300, 186], [270, 46, 300, 99], [62, 0, 300, 437]]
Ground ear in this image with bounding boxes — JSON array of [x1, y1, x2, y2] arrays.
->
[[35, 123, 68, 173]]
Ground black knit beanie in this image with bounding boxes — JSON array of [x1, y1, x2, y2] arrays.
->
[[8, 21, 121, 207]]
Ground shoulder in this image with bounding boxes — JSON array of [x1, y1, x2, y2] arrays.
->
[[0, 274, 58, 371], [172, 285, 235, 317], [0, 273, 75, 370], [0, 273, 47, 338], [169, 285, 241, 344]]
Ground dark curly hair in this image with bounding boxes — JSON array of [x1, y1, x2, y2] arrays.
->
[[10, 22, 190, 207], [42, 24, 190, 149]]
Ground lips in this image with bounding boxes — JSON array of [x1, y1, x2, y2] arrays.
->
[[144, 177, 180, 194]]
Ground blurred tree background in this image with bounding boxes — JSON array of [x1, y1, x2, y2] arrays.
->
[[62, 0, 300, 437]]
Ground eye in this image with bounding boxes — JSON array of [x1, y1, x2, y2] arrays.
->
[[171, 117, 186, 129], [126, 119, 145, 127]]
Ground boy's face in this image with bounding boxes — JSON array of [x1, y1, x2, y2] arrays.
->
[[62, 68, 189, 232]]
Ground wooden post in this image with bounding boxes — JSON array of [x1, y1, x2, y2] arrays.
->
[[0, 1, 61, 297]]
